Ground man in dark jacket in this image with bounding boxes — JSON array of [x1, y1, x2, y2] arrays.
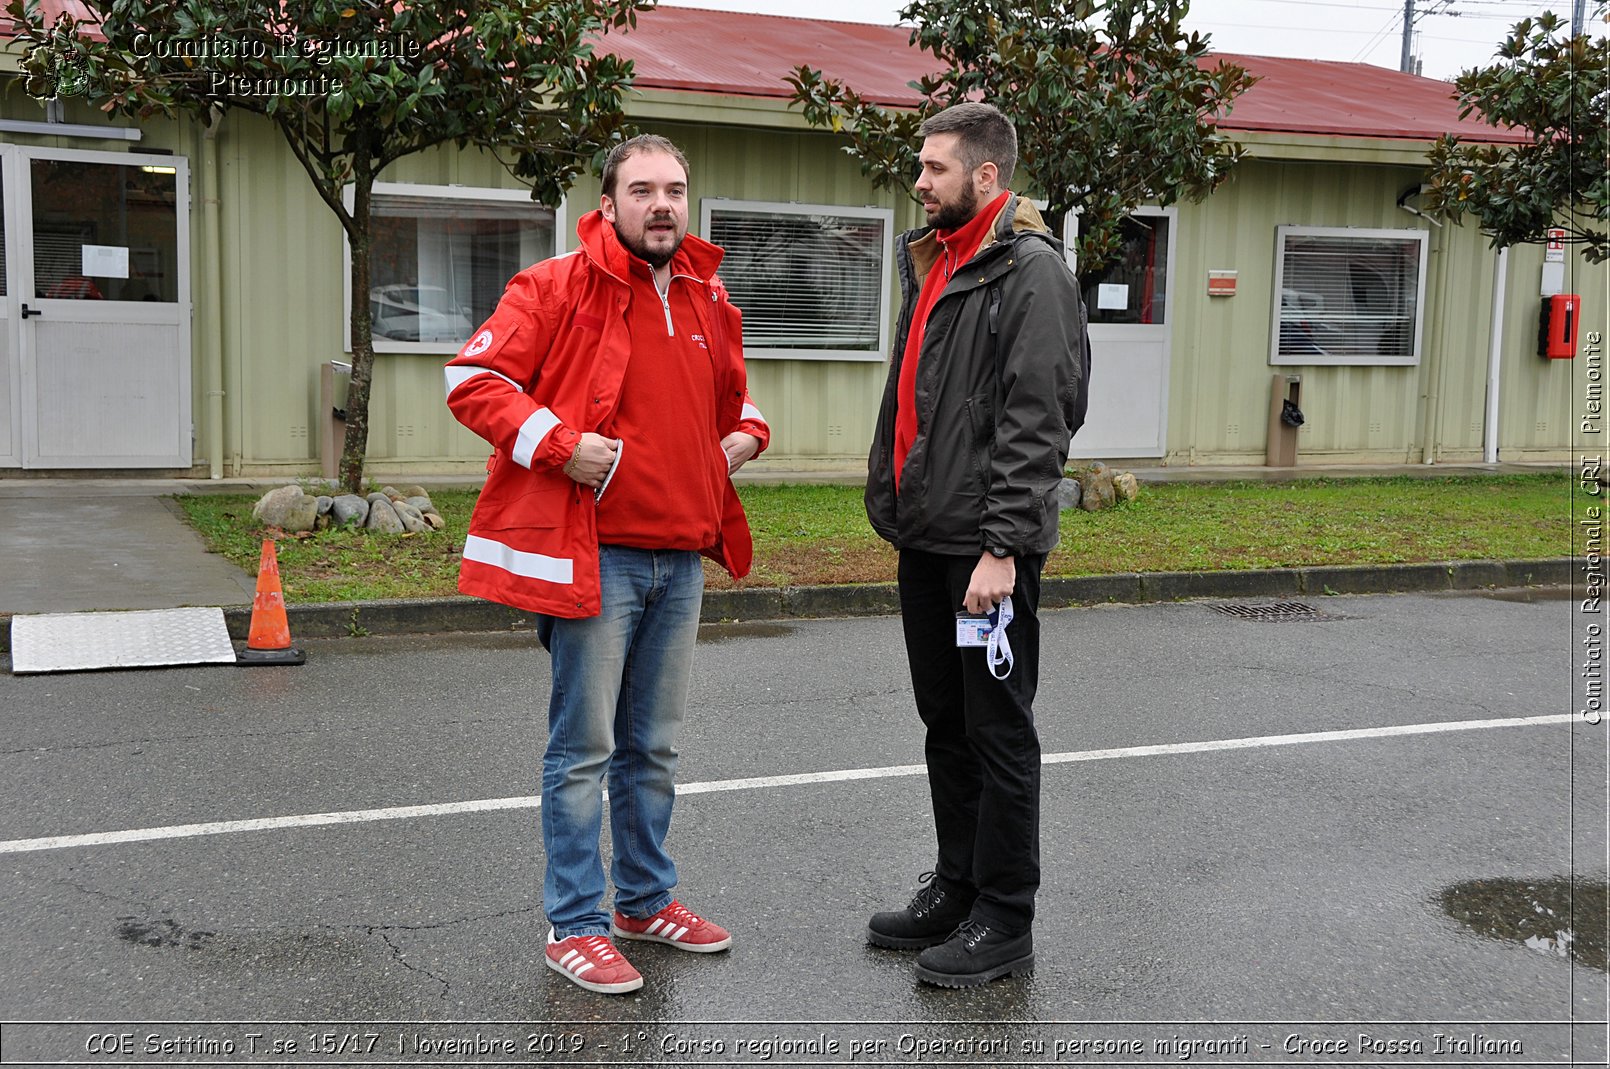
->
[[864, 102, 1087, 987]]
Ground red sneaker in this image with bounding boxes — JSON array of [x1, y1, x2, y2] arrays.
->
[[612, 900, 733, 953], [545, 930, 643, 994]]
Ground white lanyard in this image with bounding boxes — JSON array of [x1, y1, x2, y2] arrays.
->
[[987, 596, 1014, 680]]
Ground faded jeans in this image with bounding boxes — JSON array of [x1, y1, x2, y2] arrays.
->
[[536, 544, 704, 938]]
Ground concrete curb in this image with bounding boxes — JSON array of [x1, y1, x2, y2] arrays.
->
[[0, 558, 1584, 653], [217, 557, 1584, 641]]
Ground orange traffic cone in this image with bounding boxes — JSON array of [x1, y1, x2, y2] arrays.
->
[[236, 539, 306, 666]]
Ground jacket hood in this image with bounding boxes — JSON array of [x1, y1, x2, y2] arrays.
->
[[575, 208, 725, 283]]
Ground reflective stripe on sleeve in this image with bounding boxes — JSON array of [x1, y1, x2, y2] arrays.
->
[[741, 403, 765, 423], [444, 364, 522, 398], [513, 408, 562, 469], [462, 535, 574, 585]]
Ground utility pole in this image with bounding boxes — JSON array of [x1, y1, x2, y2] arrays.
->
[[1400, 0, 1415, 72], [1573, 0, 1586, 34]]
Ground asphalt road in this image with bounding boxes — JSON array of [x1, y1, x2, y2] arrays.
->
[[0, 589, 1605, 1068]]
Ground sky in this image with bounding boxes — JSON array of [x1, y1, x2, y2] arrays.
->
[[655, 0, 1599, 82]]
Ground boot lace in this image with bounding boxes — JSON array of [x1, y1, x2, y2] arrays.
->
[[909, 871, 947, 918], [954, 919, 990, 949]]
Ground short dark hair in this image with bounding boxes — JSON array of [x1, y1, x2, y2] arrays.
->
[[918, 103, 1017, 187], [600, 134, 691, 199]]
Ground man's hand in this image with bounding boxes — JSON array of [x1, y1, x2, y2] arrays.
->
[[964, 552, 1015, 615], [721, 431, 761, 476], [563, 432, 619, 488]]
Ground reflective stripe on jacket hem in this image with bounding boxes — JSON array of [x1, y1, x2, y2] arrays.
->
[[462, 534, 574, 585]]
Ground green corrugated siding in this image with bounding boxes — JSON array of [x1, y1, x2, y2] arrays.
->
[[1168, 156, 1604, 465], [4, 83, 1599, 476]]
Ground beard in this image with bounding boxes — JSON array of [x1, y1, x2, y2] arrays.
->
[[616, 214, 684, 268], [925, 183, 979, 231]]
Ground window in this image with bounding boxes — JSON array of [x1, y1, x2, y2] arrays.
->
[[344, 182, 561, 353], [702, 199, 893, 361], [1271, 226, 1429, 366], [30, 158, 180, 301], [1081, 213, 1171, 326]]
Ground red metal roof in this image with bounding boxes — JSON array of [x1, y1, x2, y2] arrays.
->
[[603, 7, 935, 107], [5, 0, 1527, 144], [1200, 51, 1525, 143], [609, 6, 1527, 144]]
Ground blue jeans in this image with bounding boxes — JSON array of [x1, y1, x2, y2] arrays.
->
[[536, 544, 704, 938]]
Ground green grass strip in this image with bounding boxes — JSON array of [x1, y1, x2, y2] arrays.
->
[[174, 472, 1571, 603]]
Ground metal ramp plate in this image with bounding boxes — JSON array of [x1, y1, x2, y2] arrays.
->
[[10, 608, 236, 674]]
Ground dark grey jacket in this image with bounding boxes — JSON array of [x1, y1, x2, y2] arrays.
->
[[865, 195, 1088, 557]]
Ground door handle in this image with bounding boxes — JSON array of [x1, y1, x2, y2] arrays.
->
[[20, 304, 42, 319]]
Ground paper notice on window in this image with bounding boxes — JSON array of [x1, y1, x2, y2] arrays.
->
[[81, 245, 130, 279], [1097, 283, 1129, 310]]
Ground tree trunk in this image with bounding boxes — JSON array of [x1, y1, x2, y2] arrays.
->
[[339, 143, 375, 496]]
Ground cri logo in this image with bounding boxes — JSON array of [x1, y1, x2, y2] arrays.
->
[[464, 329, 494, 358], [23, 43, 90, 101]]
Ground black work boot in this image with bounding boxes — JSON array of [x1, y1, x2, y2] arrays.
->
[[913, 919, 1034, 987], [867, 871, 974, 950]]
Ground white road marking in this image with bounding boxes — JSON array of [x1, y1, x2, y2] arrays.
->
[[0, 714, 1575, 855]]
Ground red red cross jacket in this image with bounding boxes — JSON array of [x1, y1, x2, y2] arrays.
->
[[444, 210, 770, 618]]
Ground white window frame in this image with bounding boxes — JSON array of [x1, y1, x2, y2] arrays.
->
[[1269, 225, 1430, 367], [342, 181, 565, 355], [700, 198, 894, 362]]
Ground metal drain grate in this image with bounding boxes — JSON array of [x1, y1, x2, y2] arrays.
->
[[1213, 601, 1327, 621]]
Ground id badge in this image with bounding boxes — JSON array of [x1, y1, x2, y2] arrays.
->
[[955, 612, 992, 647]]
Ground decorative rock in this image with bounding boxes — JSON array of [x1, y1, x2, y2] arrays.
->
[[405, 495, 433, 513], [282, 495, 321, 533], [315, 495, 334, 516], [251, 485, 305, 526], [1080, 466, 1116, 511], [330, 494, 369, 527], [366, 497, 405, 533], [401, 485, 429, 500], [1055, 477, 1083, 511], [1114, 472, 1140, 502], [421, 511, 447, 531], [379, 485, 402, 501], [393, 501, 429, 534]]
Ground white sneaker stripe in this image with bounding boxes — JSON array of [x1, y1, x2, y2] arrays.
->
[[572, 961, 595, 977], [647, 918, 665, 934], [559, 950, 579, 966], [670, 924, 689, 940]]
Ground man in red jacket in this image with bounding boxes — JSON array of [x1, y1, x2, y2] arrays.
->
[[445, 134, 769, 995]]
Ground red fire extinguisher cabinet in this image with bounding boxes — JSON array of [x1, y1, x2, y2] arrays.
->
[[1539, 294, 1580, 359]]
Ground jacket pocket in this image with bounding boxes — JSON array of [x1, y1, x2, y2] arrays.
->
[[962, 393, 994, 493], [473, 478, 575, 531]]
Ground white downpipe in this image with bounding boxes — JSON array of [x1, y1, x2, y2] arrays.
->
[[1484, 247, 1509, 464], [202, 112, 225, 479]]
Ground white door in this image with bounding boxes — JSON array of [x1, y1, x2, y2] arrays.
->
[[1070, 208, 1175, 459], [2, 145, 191, 469]]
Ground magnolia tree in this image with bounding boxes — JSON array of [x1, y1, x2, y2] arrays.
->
[[9, 0, 651, 491], [787, 0, 1257, 276], [1423, 11, 1609, 263]]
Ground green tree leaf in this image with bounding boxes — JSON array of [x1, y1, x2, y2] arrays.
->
[[1422, 11, 1608, 262], [5, 0, 652, 490], [785, 0, 1256, 278]]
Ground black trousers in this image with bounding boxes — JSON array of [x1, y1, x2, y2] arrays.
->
[[896, 548, 1043, 935]]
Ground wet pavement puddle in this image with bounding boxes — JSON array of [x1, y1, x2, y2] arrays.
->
[[1441, 876, 1608, 972]]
